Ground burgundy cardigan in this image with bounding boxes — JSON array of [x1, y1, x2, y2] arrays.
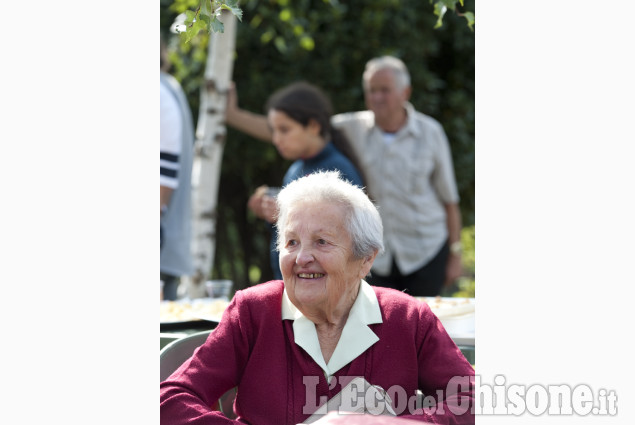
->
[[160, 280, 475, 424]]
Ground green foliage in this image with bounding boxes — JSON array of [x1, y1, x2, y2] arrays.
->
[[431, 0, 474, 31], [161, 0, 475, 291], [179, 0, 243, 42], [451, 277, 475, 298], [461, 225, 475, 276], [442, 225, 475, 298]]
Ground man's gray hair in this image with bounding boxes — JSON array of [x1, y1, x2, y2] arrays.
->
[[362, 55, 411, 91], [275, 170, 384, 259]]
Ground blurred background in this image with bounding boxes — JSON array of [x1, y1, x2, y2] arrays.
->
[[160, 0, 475, 296]]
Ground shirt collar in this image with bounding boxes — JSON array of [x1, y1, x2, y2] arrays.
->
[[373, 102, 420, 139], [400, 102, 421, 137], [282, 280, 383, 378]]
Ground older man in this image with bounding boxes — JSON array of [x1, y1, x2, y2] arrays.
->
[[330, 56, 462, 296]]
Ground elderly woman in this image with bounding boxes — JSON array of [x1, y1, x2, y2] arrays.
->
[[160, 171, 475, 424]]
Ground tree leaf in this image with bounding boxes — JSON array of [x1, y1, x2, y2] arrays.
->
[[199, 12, 211, 26], [463, 11, 475, 31], [184, 9, 197, 26], [432, 2, 447, 29], [299, 35, 315, 51], [210, 17, 225, 33], [184, 9, 197, 20], [274, 36, 287, 53], [180, 0, 243, 41], [201, 0, 212, 17], [438, 0, 458, 10], [182, 18, 208, 40], [430, 0, 475, 30], [221, 0, 243, 22], [181, 25, 197, 44], [279, 9, 292, 22]]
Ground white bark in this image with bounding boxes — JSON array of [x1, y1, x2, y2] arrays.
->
[[185, 10, 237, 298]]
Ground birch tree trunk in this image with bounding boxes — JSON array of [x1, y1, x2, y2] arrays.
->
[[185, 10, 237, 298]]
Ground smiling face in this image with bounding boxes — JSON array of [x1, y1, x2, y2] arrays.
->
[[280, 200, 374, 320], [267, 109, 322, 160]]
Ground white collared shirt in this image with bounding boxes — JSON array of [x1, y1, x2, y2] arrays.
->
[[281, 280, 383, 380], [331, 104, 460, 275]]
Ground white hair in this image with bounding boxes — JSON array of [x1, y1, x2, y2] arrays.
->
[[275, 170, 384, 259], [362, 55, 411, 92]]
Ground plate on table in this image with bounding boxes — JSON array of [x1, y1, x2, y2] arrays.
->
[[189, 298, 230, 323], [416, 296, 475, 337], [416, 296, 475, 318], [160, 298, 229, 330]]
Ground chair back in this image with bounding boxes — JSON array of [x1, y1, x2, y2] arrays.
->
[[160, 329, 237, 418], [160, 330, 211, 382]]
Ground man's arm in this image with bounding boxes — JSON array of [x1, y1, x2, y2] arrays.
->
[[225, 84, 273, 142], [444, 202, 463, 286], [161, 186, 174, 216]]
